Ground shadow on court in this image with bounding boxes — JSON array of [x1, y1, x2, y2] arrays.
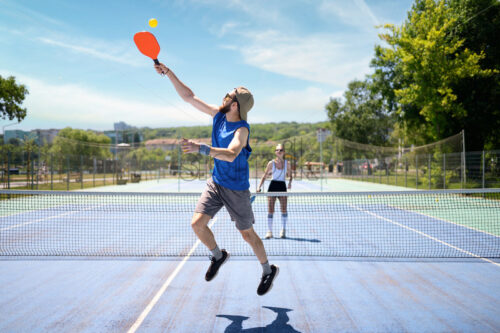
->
[[217, 306, 301, 332], [262, 237, 320, 243]]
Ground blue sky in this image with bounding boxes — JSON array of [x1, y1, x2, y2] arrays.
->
[[0, 0, 414, 132]]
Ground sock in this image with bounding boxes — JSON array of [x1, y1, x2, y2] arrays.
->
[[261, 260, 272, 276], [281, 213, 288, 230], [267, 213, 274, 232], [210, 245, 222, 261]]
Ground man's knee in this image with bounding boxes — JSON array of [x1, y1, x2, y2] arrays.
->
[[240, 228, 259, 245], [191, 213, 210, 230]]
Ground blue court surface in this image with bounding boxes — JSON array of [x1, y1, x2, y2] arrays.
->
[[1, 188, 499, 332]]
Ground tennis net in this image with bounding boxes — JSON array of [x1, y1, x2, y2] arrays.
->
[[1, 189, 499, 257]]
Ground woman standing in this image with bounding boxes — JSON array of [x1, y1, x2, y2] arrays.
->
[[257, 144, 292, 239]]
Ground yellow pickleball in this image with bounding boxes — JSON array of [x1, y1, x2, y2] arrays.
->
[[149, 18, 158, 28]]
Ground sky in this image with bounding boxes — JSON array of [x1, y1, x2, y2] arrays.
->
[[0, 0, 414, 132]]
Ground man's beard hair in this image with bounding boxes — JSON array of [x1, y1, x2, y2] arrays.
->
[[219, 103, 231, 114]]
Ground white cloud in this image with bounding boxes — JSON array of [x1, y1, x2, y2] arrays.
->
[[253, 87, 343, 123], [319, 0, 380, 30], [2, 72, 211, 131], [228, 30, 373, 87], [37, 37, 142, 67]]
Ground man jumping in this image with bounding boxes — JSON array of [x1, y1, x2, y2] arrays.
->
[[154, 63, 279, 295]]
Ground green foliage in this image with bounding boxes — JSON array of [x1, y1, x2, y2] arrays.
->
[[374, 0, 498, 143], [326, 79, 396, 146], [0, 75, 29, 121], [49, 127, 112, 159]]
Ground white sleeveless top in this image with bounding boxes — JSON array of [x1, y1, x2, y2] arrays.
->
[[272, 160, 287, 182]]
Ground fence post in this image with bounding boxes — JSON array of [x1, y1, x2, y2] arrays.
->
[[50, 154, 53, 191], [103, 160, 106, 186], [482, 151, 485, 189], [93, 157, 96, 187], [428, 154, 431, 189], [66, 156, 70, 191], [443, 153, 446, 189], [395, 159, 398, 186], [31, 159, 34, 190], [415, 155, 418, 189], [255, 156, 258, 192], [80, 155, 84, 189], [7, 151, 11, 189], [405, 157, 407, 187]]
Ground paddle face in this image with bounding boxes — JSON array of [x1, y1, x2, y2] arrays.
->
[[134, 31, 160, 63]]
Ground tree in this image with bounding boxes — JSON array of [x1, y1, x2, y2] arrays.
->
[[374, 0, 497, 147], [50, 127, 112, 159], [326, 79, 395, 146], [447, 0, 500, 150], [0, 75, 29, 121]]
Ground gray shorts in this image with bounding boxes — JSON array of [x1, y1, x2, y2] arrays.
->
[[195, 178, 255, 230]]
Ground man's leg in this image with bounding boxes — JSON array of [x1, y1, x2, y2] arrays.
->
[[191, 212, 229, 281], [240, 227, 268, 264], [191, 212, 216, 250], [240, 227, 279, 296]]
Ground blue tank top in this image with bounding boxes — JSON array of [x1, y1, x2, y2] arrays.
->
[[211, 112, 252, 190]]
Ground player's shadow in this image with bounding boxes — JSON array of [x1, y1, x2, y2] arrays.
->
[[262, 237, 320, 243], [217, 306, 301, 332]]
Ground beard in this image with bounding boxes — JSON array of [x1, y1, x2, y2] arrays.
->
[[219, 103, 231, 114]]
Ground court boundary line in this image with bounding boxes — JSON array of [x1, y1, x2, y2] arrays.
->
[[0, 204, 107, 232], [127, 218, 217, 333], [387, 204, 500, 239], [349, 204, 500, 267]]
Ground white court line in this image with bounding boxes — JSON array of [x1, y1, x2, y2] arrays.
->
[[127, 218, 217, 333], [348, 204, 500, 268], [0, 204, 108, 232], [387, 204, 500, 239]]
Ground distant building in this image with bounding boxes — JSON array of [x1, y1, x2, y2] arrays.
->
[[32, 129, 59, 145], [4, 130, 36, 144], [145, 138, 212, 151], [114, 121, 133, 132], [4, 129, 59, 145], [104, 122, 143, 145]]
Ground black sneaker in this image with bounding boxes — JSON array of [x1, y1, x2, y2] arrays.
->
[[257, 265, 279, 296], [205, 249, 229, 281]]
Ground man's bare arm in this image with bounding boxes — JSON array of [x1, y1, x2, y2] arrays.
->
[[155, 63, 218, 117], [181, 127, 249, 162]]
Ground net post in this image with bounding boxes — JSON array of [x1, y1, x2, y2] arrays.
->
[[93, 157, 96, 187], [103, 159, 106, 186]]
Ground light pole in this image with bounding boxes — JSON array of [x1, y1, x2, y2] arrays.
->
[[2, 121, 19, 144]]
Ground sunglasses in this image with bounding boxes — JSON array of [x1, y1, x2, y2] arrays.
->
[[275, 149, 284, 152]]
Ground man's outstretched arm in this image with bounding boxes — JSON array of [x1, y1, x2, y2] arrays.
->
[[155, 63, 218, 117], [182, 127, 249, 162]]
